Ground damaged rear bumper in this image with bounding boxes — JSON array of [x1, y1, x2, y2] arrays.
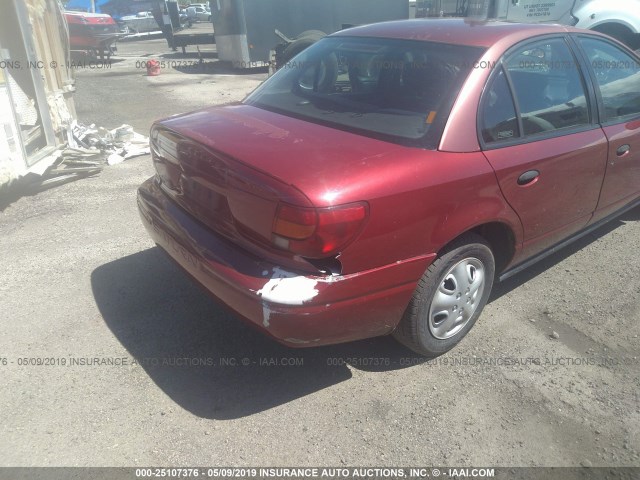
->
[[137, 176, 434, 347]]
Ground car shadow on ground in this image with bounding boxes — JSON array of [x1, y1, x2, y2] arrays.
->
[[91, 247, 416, 419], [92, 205, 639, 419]]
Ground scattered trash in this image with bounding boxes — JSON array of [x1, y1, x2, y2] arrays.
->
[[107, 153, 125, 166], [34, 122, 150, 188], [71, 122, 149, 160], [5, 122, 150, 198]]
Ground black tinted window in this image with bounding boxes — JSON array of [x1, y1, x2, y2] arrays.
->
[[579, 37, 640, 122], [505, 38, 590, 136], [481, 67, 520, 143], [245, 37, 484, 148]]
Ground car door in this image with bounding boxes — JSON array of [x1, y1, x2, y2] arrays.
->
[[575, 35, 640, 222], [480, 36, 608, 258]]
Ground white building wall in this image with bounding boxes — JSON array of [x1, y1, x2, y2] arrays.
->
[[0, 0, 77, 188], [0, 71, 26, 187]]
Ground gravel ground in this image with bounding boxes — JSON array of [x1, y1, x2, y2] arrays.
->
[[0, 38, 638, 469]]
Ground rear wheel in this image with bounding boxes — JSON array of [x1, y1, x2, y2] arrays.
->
[[393, 233, 495, 356]]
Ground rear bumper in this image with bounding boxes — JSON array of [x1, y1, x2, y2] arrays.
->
[[137, 177, 434, 347]]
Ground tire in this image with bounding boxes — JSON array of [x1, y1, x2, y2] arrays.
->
[[281, 30, 326, 65], [393, 233, 495, 357], [591, 23, 635, 48]]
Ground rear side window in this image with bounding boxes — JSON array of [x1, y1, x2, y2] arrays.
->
[[578, 37, 640, 122], [245, 37, 484, 149], [481, 67, 520, 143], [504, 38, 590, 136], [481, 37, 592, 145]]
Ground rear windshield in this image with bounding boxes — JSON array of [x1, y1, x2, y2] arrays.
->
[[244, 36, 485, 148]]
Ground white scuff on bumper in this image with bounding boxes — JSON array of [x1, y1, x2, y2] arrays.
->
[[256, 267, 321, 327]]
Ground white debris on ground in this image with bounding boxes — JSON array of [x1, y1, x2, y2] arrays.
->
[[71, 122, 150, 165], [18, 122, 150, 193]]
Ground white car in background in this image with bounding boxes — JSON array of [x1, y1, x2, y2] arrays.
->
[[119, 11, 158, 34], [188, 4, 211, 11], [185, 5, 211, 22]]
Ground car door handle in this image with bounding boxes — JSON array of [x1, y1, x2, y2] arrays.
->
[[616, 144, 631, 157], [517, 170, 539, 186]]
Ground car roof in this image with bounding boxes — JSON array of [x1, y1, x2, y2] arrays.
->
[[334, 18, 580, 48]]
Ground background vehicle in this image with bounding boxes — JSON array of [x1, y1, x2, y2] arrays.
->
[[118, 11, 159, 34], [210, 0, 409, 68], [185, 5, 211, 23], [417, 0, 640, 48], [151, 1, 212, 53], [572, 0, 640, 49], [138, 20, 640, 356], [211, 0, 639, 70], [64, 11, 119, 59]]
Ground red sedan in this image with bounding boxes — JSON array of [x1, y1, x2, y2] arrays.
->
[[138, 19, 640, 356]]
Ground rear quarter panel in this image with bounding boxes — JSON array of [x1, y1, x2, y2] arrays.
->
[[335, 150, 523, 274]]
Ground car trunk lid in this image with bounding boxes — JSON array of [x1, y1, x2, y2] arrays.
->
[[151, 103, 409, 263]]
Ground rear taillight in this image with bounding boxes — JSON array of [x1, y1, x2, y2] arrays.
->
[[273, 204, 316, 240], [272, 202, 368, 258]]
